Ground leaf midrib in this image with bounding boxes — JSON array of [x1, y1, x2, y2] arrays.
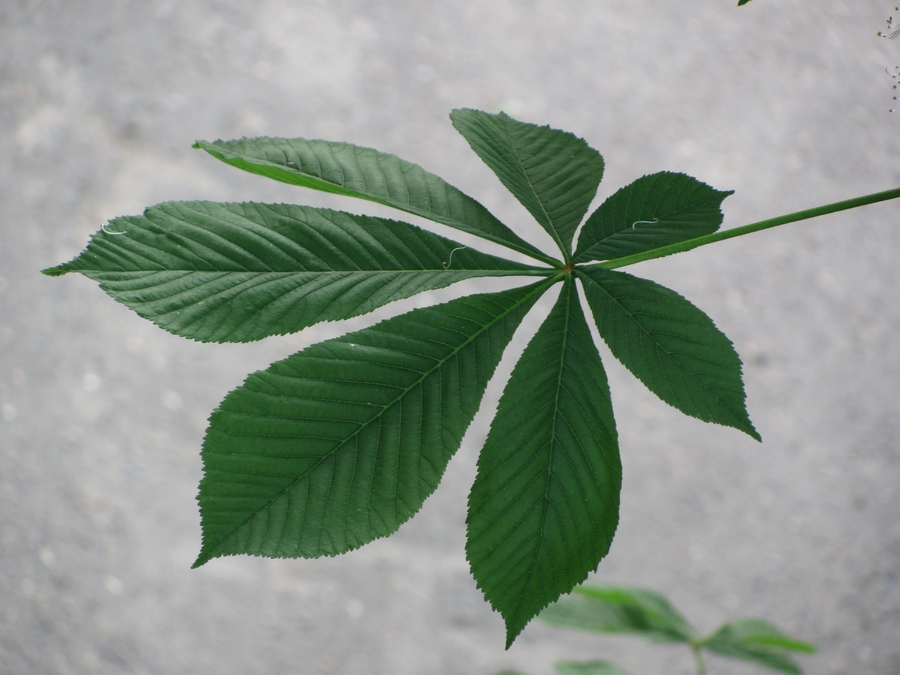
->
[[202, 278, 554, 561]]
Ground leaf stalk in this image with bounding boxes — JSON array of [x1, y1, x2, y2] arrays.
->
[[589, 187, 900, 270], [692, 642, 707, 675]]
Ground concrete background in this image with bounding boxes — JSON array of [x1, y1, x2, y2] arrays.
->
[[2, 0, 899, 673]]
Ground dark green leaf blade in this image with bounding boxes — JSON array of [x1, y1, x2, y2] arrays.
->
[[194, 280, 553, 567], [467, 278, 621, 647], [540, 585, 697, 643], [450, 109, 605, 258], [556, 661, 632, 675], [703, 619, 816, 674], [738, 0, 753, 6], [574, 172, 732, 263], [43, 201, 544, 343], [195, 137, 556, 265], [577, 267, 760, 440]]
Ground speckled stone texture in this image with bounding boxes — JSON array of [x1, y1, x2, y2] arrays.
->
[[1, 1, 899, 673]]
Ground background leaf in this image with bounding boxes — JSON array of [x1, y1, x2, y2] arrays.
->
[[540, 585, 697, 643], [703, 618, 815, 675], [574, 172, 732, 263], [43, 201, 542, 343], [467, 278, 621, 647], [194, 280, 552, 567], [556, 660, 632, 675], [450, 109, 605, 258], [577, 267, 760, 440], [195, 136, 556, 265]]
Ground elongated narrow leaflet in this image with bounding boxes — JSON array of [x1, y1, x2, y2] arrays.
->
[[467, 278, 621, 647], [555, 661, 630, 675], [450, 108, 605, 258], [194, 280, 553, 567], [703, 619, 815, 675], [574, 172, 732, 264], [195, 136, 558, 266], [43, 201, 546, 343], [577, 267, 759, 440]]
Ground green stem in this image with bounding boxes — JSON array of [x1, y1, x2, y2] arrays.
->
[[590, 187, 900, 270], [692, 643, 707, 675]]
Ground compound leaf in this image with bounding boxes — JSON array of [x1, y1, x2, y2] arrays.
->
[[540, 585, 697, 643], [703, 619, 815, 675], [574, 172, 732, 263], [450, 109, 605, 258], [43, 201, 543, 343], [577, 267, 759, 440], [467, 278, 621, 647], [556, 661, 632, 675], [195, 136, 556, 265], [193, 279, 552, 567]]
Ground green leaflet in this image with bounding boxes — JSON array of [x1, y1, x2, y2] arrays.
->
[[194, 280, 552, 567], [705, 619, 816, 653], [703, 619, 816, 675], [450, 109, 605, 258], [540, 585, 697, 643], [577, 266, 759, 440], [43, 201, 544, 343], [555, 661, 631, 675], [738, 0, 753, 5], [194, 137, 558, 266], [574, 172, 732, 263], [492, 663, 630, 675], [467, 278, 621, 647]]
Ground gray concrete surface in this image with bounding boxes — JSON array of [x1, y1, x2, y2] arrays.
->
[[2, 0, 899, 673]]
